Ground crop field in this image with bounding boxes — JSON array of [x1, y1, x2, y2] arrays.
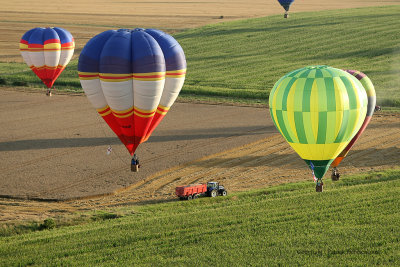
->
[[1, 5, 400, 106], [1, 0, 398, 62], [0, 1, 400, 265], [1, 169, 399, 265]]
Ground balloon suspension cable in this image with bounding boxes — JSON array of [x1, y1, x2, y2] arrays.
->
[[95, 112, 127, 166]]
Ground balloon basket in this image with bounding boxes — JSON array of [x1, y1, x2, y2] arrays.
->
[[284, 11, 289, 19], [316, 181, 323, 192], [331, 168, 340, 181], [131, 164, 139, 172]]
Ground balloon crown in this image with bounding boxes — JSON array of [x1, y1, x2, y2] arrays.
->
[[117, 28, 145, 33], [304, 65, 329, 70]]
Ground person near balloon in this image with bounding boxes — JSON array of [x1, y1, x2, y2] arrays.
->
[[131, 154, 140, 172]]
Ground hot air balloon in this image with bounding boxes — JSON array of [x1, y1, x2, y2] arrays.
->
[[269, 65, 368, 192], [330, 70, 376, 181], [78, 28, 186, 168], [277, 0, 295, 18], [19, 27, 75, 94]]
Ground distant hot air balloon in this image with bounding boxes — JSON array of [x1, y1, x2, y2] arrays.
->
[[78, 28, 186, 164], [19, 27, 75, 92], [330, 70, 376, 180], [277, 0, 295, 18], [269, 65, 368, 192]]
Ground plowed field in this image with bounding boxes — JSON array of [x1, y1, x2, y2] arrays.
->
[[0, 88, 399, 223]]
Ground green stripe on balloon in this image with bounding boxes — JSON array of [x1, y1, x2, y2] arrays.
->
[[325, 78, 336, 112], [335, 109, 349, 143], [317, 111, 327, 144], [281, 78, 296, 111], [341, 76, 358, 109], [302, 79, 313, 112], [295, 111, 307, 143], [276, 110, 293, 143]]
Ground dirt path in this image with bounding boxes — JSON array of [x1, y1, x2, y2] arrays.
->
[[0, 89, 399, 223]]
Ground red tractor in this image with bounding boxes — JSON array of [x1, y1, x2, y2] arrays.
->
[[175, 182, 227, 200]]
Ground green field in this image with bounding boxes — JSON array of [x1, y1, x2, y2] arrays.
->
[[1, 6, 400, 106], [0, 169, 399, 265]]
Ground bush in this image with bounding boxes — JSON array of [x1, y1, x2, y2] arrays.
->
[[0, 76, 6, 85], [12, 80, 28, 87], [39, 218, 56, 230]]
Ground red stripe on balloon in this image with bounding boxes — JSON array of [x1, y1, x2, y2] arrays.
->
[[44, 39, 61, 44], [28, 44, 44, 48]]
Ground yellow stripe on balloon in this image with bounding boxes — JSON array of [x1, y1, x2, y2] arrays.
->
[[113, 111, 134, 118], [158, 104, 170, 111], [133, 110, 156, 118], [289, 142, 348, 161], [97, 105, 110, 113], [156, 109, 168, 115], [271, 82, 284, 136], [44, 43, 61, 50], [99, 110, 112, 116], [310, 80, 319, 142], [134, 106, 157, 114], [100, 78, 132, 82], [19, 43, 28, 50]]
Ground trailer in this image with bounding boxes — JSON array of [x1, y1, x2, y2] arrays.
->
[[175, 181, 227, 200]]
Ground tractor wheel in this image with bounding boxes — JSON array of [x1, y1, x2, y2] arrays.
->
[[187, 195, 193, 200], [210, 190, 218, 198], [222, 190, 227, 196], [193, 194, 199, 199]]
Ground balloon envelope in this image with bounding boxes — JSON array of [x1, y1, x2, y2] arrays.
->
[[78, 28, 186, 155], [331, 70, 376, 167], [269, 65, 368, 178], [278, 0, 295, 11], [19, 27, 75, 88]]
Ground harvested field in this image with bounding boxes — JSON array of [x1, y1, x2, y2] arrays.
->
[[1, 0, 399, 62], [0, 0, 400, 224], [0, 88, 399, 223]]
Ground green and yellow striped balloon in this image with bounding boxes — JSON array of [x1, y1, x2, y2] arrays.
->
[[269, 66, 368, 179]]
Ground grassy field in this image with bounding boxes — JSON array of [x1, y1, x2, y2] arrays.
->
[[0, 168, 399, 265], [1, 6, 400, 106]]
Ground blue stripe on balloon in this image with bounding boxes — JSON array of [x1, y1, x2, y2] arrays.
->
[[53, 27, 74, 44], [21, 28, 36, 42], [100, 30, 132, 74], [131, 29, 165, 73], [29, 28, 45, 45], [145, 29, 186, 71], [78, 28, 186, 74], [78, 30, 115, 73], [43, 28, 59, 42]]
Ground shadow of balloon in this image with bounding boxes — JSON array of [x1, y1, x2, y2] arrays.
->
[[363, 118, 400, 129], [306, 48, 395, 60], [0, 126, 275, 152], [178, 22, 340, 39], [188, 146, 400, 169]]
